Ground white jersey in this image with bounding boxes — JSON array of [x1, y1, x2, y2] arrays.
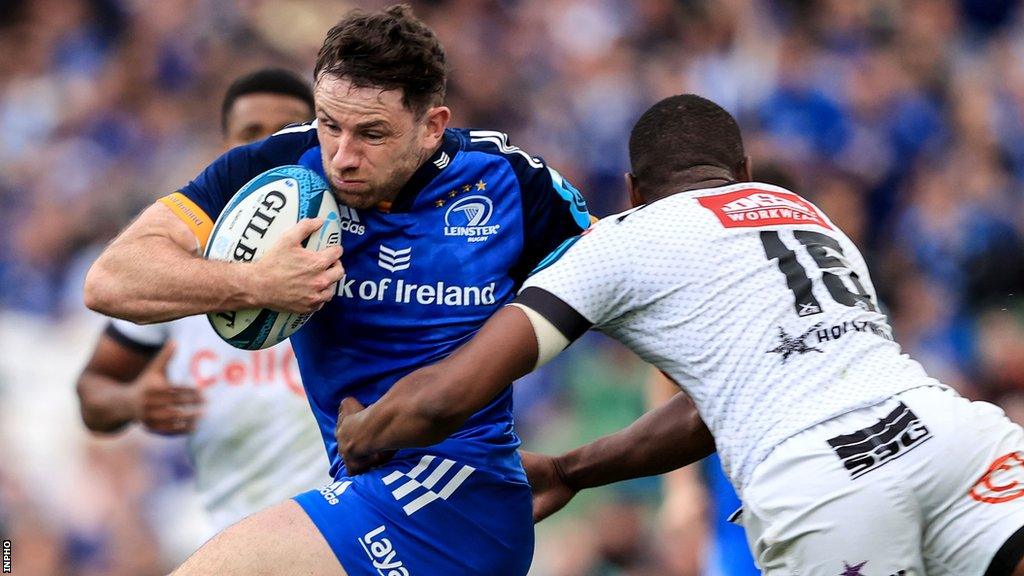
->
[[110, 315, 329, 529], [521, 182, 941, 491]]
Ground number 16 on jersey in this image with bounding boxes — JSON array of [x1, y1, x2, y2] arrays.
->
[[760, 230, 878, 318]]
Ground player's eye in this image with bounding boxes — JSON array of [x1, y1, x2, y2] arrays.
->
[[319, 119, 341, 134], [363, 131, 386, 143]]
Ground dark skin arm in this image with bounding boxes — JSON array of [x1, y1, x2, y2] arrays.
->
[[76, 334, 202, 434], [336, 304, 714, 502], [523, 389, 714, 522], [336, 306, 539, 473]]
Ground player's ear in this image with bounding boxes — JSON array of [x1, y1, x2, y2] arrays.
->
[[421, 105, 451, 143], [738, 155, 753, 182], [625, 172, 643, 208]]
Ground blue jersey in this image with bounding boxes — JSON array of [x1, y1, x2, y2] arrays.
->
[[172, 123, 590, 481]]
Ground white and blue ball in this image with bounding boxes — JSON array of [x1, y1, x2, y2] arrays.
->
[[204, 165, 340, 350]]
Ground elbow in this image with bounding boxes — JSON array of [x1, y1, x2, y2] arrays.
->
[[83, 260, 152, 323], [83, 261, 118, 316], [75, 380, 123, 434]]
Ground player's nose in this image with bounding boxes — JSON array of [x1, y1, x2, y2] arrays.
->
[[329, 134, 362, 172]]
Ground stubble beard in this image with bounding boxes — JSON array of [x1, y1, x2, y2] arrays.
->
[[327, 140, 434, 210]]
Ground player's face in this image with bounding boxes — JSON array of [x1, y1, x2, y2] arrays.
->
[[314, 74, 449, 210], [223, 93, 313, 149]]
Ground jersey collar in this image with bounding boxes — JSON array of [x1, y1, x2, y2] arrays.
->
[[386, 129, 461, 213]]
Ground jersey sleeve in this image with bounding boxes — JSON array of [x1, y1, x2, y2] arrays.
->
[[509, 158, 593, 283], [159, 145, 260, 251], [159, 125, 317, 251], [106, 319, 170, 355], [514, 219, 632, 341]]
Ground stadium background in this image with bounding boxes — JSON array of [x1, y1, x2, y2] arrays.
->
[[2, 0, 1024, 574]]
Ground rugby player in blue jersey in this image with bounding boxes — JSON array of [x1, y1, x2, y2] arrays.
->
[[84, 5, 589, 575]]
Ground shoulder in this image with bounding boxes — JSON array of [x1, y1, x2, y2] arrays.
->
[[454, 128, 547, 171], [244, 120, 320, 165], [189, 121, 319, 191], [453, 128, 563, 190], [583, 196, 711, 252], [454, 127, 588, 221]]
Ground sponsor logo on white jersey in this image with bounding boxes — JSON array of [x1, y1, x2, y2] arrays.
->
[[359, 525, 410, 576], [339, 205, 366, 236], [378, 245, 412, 272], [382, 455, 475, 516], [698, 188, 833, 230], [189, 346, 302, 395], [827, 403, 931, 480], [970, 451, 1024, 504], [444, 195, 500, 242]]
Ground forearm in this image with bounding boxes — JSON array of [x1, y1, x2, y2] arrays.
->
[[555, 392, 715, 490], [85, 232, 259, 324], [343, 366, 467, 455], [341, 307, 538, 458], [76, 374, 138, 433]]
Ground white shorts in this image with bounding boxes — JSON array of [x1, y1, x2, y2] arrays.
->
[[740, 386, 1024, 576]]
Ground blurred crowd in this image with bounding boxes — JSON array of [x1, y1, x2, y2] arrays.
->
[[3, 0, 1024, 574]]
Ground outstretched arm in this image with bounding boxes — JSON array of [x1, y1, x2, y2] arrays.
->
[[336, 305, 540, 471], [525, 387, 714, 522], [336, 295, 714, 486]]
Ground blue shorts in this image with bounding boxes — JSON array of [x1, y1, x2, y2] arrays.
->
[[294, 452, 534, 576]]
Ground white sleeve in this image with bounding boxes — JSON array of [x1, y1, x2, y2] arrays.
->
[[517, 217, 633, 332]]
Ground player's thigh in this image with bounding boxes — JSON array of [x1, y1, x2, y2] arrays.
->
[[296, 454, 534, 576], [907, 388, 1024, 576], [741, 400, 929, 576], [171, 499, 344, 576]]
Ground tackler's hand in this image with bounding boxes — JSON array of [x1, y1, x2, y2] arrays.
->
[[336, 397, 395, 475], [520, 450, 577, 523]]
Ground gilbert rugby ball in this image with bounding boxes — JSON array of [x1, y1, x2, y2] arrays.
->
[[204, 165, 341, 350]]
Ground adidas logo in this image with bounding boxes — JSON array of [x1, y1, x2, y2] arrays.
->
[[339, 205, 365, 235], [382, 455, 475, 516], [433, 151, 450, 170], [319, 480, 352, 505], [378, 245, 412, 272]]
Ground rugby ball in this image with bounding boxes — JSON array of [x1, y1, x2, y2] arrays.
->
[[204, 165, 341, 350]]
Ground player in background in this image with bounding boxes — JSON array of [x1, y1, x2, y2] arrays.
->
[[76, 68, 329, 531], [336, 94, 1024, 576], [83, 5, 590, 575]]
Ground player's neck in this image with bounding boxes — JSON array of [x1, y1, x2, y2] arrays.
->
[[676, 177, 735, 193], [646, 170, 738, 203]]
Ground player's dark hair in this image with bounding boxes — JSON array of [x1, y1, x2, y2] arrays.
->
[[629, 94, 746, 199], [314, 4, 447, 116], [220, 68, 315, 133]]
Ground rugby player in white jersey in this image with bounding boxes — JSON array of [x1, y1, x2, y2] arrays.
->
[[76, 68, 330, 530], [336, 94, 1024, 576]]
